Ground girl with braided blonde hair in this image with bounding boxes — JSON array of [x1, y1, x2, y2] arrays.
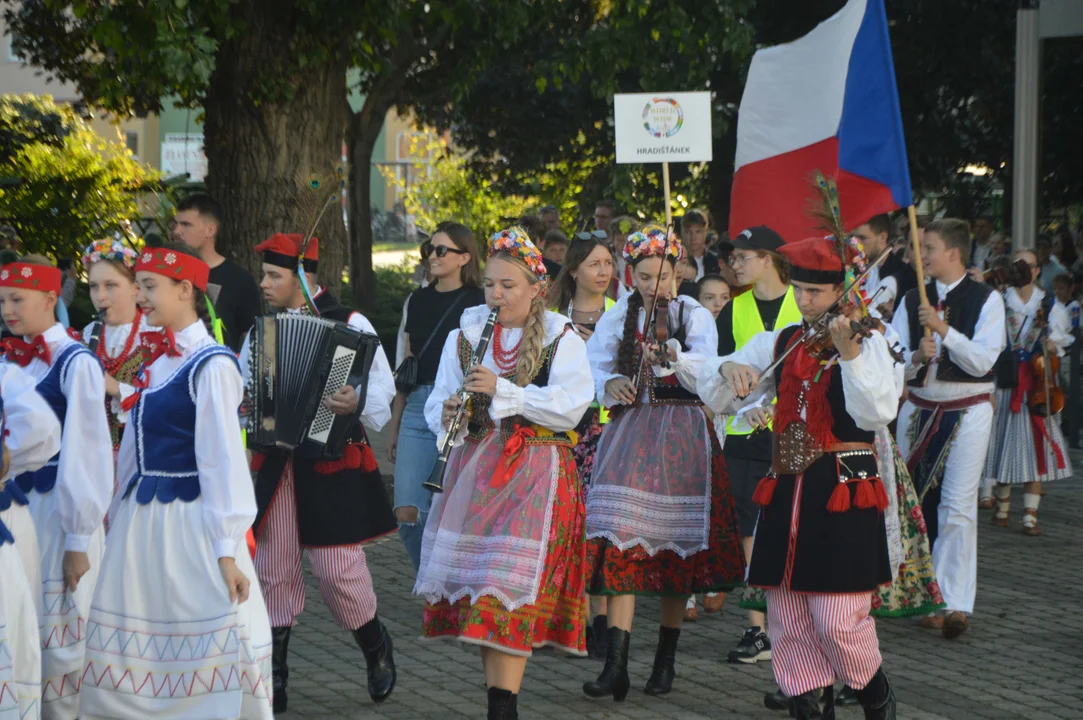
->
[[416, 228, 594, 720]]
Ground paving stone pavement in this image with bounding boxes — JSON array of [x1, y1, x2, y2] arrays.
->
[[275, 434, 1083, 720]]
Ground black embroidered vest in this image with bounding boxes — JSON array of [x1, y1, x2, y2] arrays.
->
[[636, 300, 699, 405], [904, 277, 994, 386], [459, 325, 574, 445]]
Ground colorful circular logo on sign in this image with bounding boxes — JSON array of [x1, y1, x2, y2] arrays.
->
[[642, 97, 684, 138]]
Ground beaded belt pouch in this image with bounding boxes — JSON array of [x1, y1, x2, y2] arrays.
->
[[771, 421, 824, 475]]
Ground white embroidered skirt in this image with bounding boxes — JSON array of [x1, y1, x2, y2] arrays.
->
[[0, 540, 41, 720], [983, 388, 1073, 485], [79, 492, 273, 720]]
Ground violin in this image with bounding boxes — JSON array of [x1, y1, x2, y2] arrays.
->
[[1029, 307, 1065, 417], [802, 299, 895, 362], [648, 295, 672, 369]]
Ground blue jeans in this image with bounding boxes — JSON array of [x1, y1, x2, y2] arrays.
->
[[394, 385, 437, 572]]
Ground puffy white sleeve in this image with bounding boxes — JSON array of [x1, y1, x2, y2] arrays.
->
[[425, 330, 465, 447], [57, 352, 113, 552], [347, 312, 394, 432], [0, 364, 61, 479], [839, 331, 904, 431], [585, 302, 627, 408], [941, 291, 1006, 376], [106, 419, 139, 528], [194, 355, 257, 560], [665, 302, 719, 394], [1048, 301, 1073, 355], [698, 329, 780, 415], [489, 331, 593, 432]]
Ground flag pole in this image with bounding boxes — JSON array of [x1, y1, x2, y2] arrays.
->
[[907, 205, 931, 337], [662, 162, 673, 227]]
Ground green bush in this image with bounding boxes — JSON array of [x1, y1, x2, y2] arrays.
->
[[343, 262, 416, 359]]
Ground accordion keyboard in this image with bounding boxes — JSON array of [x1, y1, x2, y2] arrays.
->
[[309, 346, 357, 443]]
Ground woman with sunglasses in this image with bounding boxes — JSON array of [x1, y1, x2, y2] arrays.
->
[[388, 222, 484, 571]]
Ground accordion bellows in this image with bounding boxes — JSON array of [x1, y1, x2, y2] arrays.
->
[[246, 314, 380, 460]]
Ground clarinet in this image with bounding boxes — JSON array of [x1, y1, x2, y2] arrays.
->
[[87, 311, 106, 353], [423, 306, 500, 493]]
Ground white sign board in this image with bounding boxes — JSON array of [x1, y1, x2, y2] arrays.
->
[[160, 133, 207, 182], [614, 92, 713, 164]]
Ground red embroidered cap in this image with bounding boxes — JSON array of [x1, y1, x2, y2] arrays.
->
[[134, 248, 210, 291], [780, 237, 851, 285], [0, 263, 63, 294], [254, 233, 318, 271]]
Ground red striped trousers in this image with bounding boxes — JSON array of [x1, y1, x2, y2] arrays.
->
[[765, 584, 881, 697], [254, 462, 379, 631]]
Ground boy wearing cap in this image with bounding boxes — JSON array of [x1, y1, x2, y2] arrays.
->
[[241, 233, 398, 711], [891, 219, 1005, 640], [710, 225, 801, 662], [701, 237, 902, 720]]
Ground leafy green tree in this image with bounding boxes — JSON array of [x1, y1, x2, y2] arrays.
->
[[0, 94, 159, 261], [382, 137, 537, 240]]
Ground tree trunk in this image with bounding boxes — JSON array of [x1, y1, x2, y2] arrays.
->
[[346, 98, 393, 313], [202, 0, 348, 295]]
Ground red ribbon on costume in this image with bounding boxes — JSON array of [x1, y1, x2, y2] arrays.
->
[[1009, 362, 1065, 473], [489, 425, 536, 489], [119, 369, 150, 412], [2, 335, 51, 367], [1009, 361, 1033, 413], [312, 443, 378, 475], [140, 329, 182, 365]]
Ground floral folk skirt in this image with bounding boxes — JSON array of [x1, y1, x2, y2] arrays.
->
[[571, 406, 605, 494], [585, 435, 745, 597], [420, 447, 587, 656]]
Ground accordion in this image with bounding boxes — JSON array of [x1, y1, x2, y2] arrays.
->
[[246, 314, 381, 460]]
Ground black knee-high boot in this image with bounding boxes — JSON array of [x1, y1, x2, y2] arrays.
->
[[487, 687, 518, 720], [643, 625, 680, 695], [271, 626, 291, 714], [792, 690, 824, 719], [351, 615, 396, 703], [854, 667, 896, 720], [582, 627, 631, 701]]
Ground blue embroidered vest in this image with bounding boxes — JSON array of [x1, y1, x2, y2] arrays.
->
[[12, 342, 96, 497], [124, 345, 239, 505]]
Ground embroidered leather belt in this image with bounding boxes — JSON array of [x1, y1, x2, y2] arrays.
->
[[908, 394, 990, 411]]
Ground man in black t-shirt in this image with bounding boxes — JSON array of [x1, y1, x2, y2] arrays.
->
[[172, 193, 262, 352]]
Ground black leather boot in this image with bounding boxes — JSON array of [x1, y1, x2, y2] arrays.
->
[[821, 685, 836, 720], [487, 687, 518, 720], [642, 625, 680, 696], [271, 626, 291, 714], [351, 616, 396, 703], [791, 690, 824, 719], [586, 614, 609, 660], [763, 687, 793, 712], [582, 627, 630, 701], [854, 668, 896, 720], [837, 685, 859, 706]]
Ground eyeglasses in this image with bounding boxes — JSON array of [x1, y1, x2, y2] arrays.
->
[[576, 230, 608, 241], [421, 243, 468, 259], [728, 252, 762, 267]]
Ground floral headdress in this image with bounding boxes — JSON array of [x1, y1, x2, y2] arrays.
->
[[81, 238, 139, 270], [488, 227, 548, 283], [622, 224, 683, 264]]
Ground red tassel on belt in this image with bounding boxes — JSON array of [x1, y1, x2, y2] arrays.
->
[[489, 425, 536, 489]]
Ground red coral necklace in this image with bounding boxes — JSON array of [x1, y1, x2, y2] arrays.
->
[[491, 324, 522, 371], [96, 309, 143, 376]]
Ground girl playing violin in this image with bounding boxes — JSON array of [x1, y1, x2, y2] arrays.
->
[[583, 226, 745, 701]]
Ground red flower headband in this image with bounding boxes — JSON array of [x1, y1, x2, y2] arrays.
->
[[134, 248, 210, 291], [0, 263, 63, 294]]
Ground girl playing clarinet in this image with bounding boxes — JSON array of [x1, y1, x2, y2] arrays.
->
[[0, 256, 113, 719], [79, 243, 274, 719], [415, 228, 593, 720], [81, 239, 155, 472], [582, 226, 745, 700]]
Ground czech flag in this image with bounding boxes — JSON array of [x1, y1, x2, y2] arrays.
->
[[729, 0, 912, 243]]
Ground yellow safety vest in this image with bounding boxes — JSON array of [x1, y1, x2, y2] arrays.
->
[[725, 287, 802, 436]]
